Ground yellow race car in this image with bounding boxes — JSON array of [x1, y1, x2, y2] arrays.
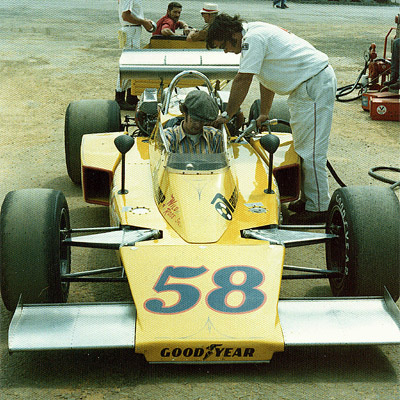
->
[[1, 48, 399, 362]]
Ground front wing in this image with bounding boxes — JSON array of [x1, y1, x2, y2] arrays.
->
[[9, 289, 400, 360]]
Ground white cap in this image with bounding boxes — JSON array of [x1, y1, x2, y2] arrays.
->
[[200, 3, 218, 14]]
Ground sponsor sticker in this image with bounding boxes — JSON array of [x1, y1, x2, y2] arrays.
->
[[160, 344, 255, 360], [377, 105, 387, 115]]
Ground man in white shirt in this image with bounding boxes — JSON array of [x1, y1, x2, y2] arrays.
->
[[207, 14, 337, 224], [116, 0, 155, 110]]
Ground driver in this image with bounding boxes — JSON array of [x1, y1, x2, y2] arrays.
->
[[165, 90, 223, 153], [153, 2, 191, 37]]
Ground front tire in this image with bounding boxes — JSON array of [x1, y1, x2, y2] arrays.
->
[[325, 186, 400, 300], [65, 99, 121, 184], [0, 189, 71, 311]]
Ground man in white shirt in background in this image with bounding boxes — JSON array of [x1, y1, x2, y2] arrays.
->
[[116, 0, 155, 110]]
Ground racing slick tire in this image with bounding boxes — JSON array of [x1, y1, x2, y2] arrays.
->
[[65, 99, 121, 184], [248, 98, 292, 133], [0, 189, 71, 311], [325, 186, 400, 301]]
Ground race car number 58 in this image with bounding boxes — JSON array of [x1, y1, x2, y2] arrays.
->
[[144, 266, 266, 315]]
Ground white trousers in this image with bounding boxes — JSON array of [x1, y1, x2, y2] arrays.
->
[[287, 65, 337, 212], [116, 26, 141, 92]]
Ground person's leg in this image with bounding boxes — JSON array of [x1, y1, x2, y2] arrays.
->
[[115, 27, 141, 109], [287, 66, 336, 221], [390, 38, 399, 82], [388, 38, 400, 90]]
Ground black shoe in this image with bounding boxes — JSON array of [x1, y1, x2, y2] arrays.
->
[[389, 81, 400, 91], [383, 79, 396, 87], [282, 4, 289, 8], [288, 199, 306, 213], [287, 210, 327, 225], [115, 90, 136, 111]]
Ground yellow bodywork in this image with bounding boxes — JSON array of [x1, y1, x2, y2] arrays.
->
[[144, 37, 206, 50], [120, 243, 284, 362], [80, 107, 297, 361]]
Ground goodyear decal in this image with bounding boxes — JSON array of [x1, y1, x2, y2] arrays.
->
[[160, 344, 255, 360]]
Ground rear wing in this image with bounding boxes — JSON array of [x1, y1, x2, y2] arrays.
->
[[119, 49, 240, 95]]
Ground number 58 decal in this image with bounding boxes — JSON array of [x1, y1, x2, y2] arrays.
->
[[144, 266, 266, 315]]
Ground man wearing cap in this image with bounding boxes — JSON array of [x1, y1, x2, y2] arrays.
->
[[153, 2, 191, 37], [187, 3, 219, 42], [207, 14, 337, 224], [165, 90, 223, 153], [116, 0, 155, 110]]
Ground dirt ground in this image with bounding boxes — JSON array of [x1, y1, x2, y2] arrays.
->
[[1, 1, 400, 399]]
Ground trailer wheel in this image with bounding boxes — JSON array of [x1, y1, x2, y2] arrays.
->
[[248, 98, 291, 133], [325, 186, 400, 300], [0, 189, 71, 311], [65, 99, 121, 184]]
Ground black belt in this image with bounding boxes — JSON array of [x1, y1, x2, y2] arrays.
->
[[304, 64, 330, 84], [321, 64, 329, 72]]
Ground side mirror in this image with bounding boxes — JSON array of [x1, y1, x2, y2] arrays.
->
[[260, 134, 280, 195], [260, 133, 280, 155], [115, 134, 134, 155], [114, 135, 135, 195]]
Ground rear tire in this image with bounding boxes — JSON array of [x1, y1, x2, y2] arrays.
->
[[325, 186, 400, 300], [65, 99, 121, 184], [0, 189, 71, 311], [248, 97, 291, 133]]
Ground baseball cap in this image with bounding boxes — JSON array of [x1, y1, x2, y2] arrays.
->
[[183, 90, 219, 122]]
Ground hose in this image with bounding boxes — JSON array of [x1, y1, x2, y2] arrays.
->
[[336, 56, 392, 102], [326, 164, 400, 190], [368, 166, 400, 191], [336, 60, 369, 102], [275, 119, 291, 127], [327, 161, 347, 187]]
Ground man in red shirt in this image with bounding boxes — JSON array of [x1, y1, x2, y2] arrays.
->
[[153, 2, 190, 36]]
